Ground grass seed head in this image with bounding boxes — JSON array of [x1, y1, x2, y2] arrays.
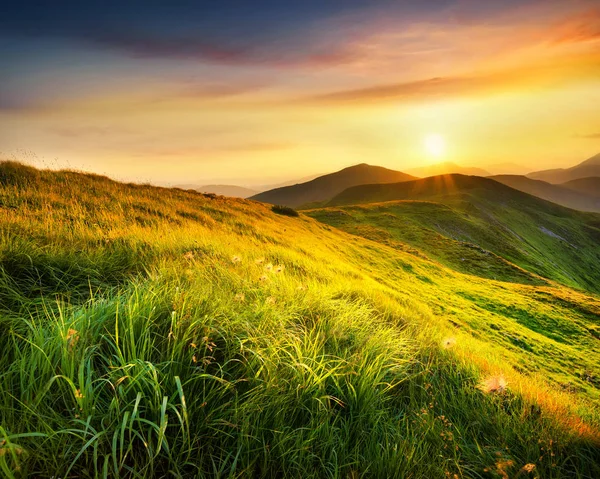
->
[[479, 375, 508, 394]]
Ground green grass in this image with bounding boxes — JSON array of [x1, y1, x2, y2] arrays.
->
[[317, 175, 600, 294], [1, 162, 599, 478]]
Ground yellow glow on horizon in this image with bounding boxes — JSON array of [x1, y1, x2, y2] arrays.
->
[[424, 134, 446, 158]]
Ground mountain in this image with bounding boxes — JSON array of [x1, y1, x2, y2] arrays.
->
[[174, 184, 259, 198], [250, 163, 416, 207], [256, 173, 322, 191], [2, 161, 600, 477], [560, 177, 600, 198], [323, 174, 600, 293], [489, 175, 600, 212], [528, 153, 600, 183], [406, 161, 491, 178]]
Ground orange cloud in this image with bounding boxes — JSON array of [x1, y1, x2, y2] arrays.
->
[[298, 56, 600, 105], [550, 7, 600, 44]]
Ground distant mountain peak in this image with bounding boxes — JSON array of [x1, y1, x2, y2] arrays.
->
[[528, 153, 600, 183], [581, 152, 600, 166], [250, 164, 416, 207]]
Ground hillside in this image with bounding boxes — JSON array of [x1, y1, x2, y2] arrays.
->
[[326, 174, 600, 294], [1, 162, 600, 477], [561, 177, 600, 198], [174, 184, 260, 198], [406, 161, 491, 178], [490, 175, 600, 212], [528, 153, 600, 184], [250, 163, 416, 207]]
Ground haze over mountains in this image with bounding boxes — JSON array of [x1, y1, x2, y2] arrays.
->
[[174, 184, 260, 198], [527, 153, 600, 184], [561, 177, 600, 198], [406, 161, 491, 178], [490, 175, 600, 212]]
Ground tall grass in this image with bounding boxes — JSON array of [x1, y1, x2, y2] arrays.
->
[[1, 162, 599, 477]]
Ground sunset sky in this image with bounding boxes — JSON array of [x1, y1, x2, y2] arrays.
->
[[1, 0, 599, 185]]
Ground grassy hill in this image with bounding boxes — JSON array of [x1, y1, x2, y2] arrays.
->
[[325, 174, 600, 294], [1, 162, 600, 478], [250, 164, 416, 208], [489, 175, 600, 212], [528, 153, 600, 184]]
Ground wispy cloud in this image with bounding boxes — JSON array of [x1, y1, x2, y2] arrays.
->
[[297, 61, 591, 105], [550, 7, 600, 44], [132, 142, 295, 158], [575, 133, 600, 139]]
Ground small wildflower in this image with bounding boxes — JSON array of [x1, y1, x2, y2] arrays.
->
[[264, 263, 273, 271], [274, 264, 285, 274], [255, 257, 265, 264], [522, 463, 536, 473], [231, 255, 241, 264], [74, 389, 84, 400], [235, 293, 245, 302], [66, 328, 80, 350], [479, 375, 508, 394], [259, 275, 268, 282], [266, 296, 276, 305], [183, 251, 194, 261], [442, 336, 456, 349], [192, 355, 197, 363], [190, 343, 197, 349]]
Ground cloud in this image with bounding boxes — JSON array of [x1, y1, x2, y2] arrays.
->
[[298, 56, 600, 105], [133, 142, 295, 158], [575, 133, 600, 139], [550, 7, 600, 44], [299, 71, 527, 105]]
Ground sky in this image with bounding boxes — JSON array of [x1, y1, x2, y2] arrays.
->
[[1, 0, 599, 186]]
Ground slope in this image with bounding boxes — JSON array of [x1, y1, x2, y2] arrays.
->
[[528, 153, 600, 184], [326, 174, 600, 294], [250, 163, 416, 208], [1, 162, 599, 477], [561, 177, 600, 198], [490, 175, 600, 212]]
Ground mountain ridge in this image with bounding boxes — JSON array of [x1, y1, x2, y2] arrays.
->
[[528, 153, 600, 183], [250, 163, 416, 207]]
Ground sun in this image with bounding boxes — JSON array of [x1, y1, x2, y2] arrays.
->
[[423, 133, 446, 158]]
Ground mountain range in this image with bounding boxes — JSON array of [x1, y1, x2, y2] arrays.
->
[[250, 163, 416, 207], [490, 175, 600, 212], [527, 153, 600, 183]]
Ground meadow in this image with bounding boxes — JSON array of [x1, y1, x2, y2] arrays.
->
[[1, 161, 599, 478]]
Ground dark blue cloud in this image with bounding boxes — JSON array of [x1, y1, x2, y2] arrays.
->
[[0, 1, 457, 64]]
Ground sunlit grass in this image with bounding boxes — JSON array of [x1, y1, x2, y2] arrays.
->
[[1, 161, 599, 477]]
